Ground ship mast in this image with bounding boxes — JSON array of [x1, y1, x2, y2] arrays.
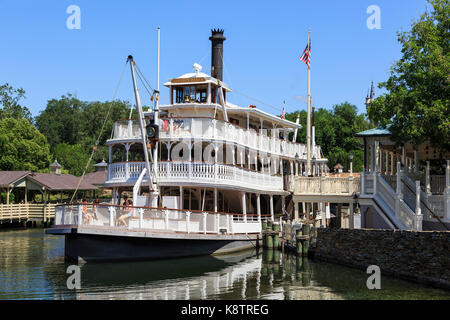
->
[[127, 55, 156, 201]]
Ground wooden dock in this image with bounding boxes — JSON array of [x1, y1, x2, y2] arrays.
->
[[0, 204, 56, 224]]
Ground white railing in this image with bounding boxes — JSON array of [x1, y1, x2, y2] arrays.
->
[[376, 173, 422, 230], [294, 176, 360, 195], [426, 195, 446, 219], [110, 118, 322, 160], [363, 172, 374, 194], [107, 161, 284, 192], [430, 175, 446, 195], [403, 174, 448, 222], [398, 200, 422, 230], [376, 175, 396, 210], [113, 120, 142, 140], [53, 204, 265, 235]]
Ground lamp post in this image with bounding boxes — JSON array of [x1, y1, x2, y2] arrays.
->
[[349, 152, 354, 177]]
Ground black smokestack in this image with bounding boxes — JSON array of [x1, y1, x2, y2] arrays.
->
[[209, 29, 226, 81]]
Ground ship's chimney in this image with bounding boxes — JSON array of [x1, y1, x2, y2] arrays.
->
[[209, 29, 226, 81]]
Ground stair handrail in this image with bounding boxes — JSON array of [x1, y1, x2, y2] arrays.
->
[[401, 176, 449, 231]]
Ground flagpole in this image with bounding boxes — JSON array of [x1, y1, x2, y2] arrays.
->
[[306, 29, 312, 176]]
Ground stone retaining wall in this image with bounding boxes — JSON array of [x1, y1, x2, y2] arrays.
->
[[312, 228, 450, 290]]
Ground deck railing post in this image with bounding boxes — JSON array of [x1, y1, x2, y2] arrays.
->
[[373, 171, 378, 195], [109, 206, 115, 227], [395, 162, 402, 219], [61, 205, 65, 225], [77, 205, 82, 226], [162, 209, 168, 230], [203, 212, 207, 234], [216, 213, 220, 234], [186, 211, 191, 234], [349, 176, 354, 195], [320, 176, 326, 194], [139, 208, 144, 229], [444, 160, 450, 221], [361, 169, 365, 195]]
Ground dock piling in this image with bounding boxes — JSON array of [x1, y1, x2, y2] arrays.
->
[[296, 228, 303, 255], [273, 222, 279, 249], [302, 224, 310, 255]]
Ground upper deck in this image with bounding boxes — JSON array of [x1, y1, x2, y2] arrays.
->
[[107, 116, 322, 161]]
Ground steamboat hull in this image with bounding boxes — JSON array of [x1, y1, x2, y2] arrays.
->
[[47, 227, 261, 263]]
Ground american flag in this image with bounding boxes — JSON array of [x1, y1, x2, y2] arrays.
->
[[299, 40, 311, 69], [281, 101, 286, 119]]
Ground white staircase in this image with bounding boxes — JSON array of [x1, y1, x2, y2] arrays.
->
[[361, 162, 423, 230]]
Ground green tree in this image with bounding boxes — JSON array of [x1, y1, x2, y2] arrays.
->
[[285, 102, 370, 172], [0, 83, 32, 122], [35, 95, 137, 175], [35, 94, 84, 147], [78, 100, 136, 164], [368, 0, 450, 152], [53, 143, 91, 176], [0, 118, 52, 171]]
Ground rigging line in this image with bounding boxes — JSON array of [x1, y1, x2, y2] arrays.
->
[[219, 50, 286, 115], [135, 68, 154, 99], [197, 48, 210, 66], [230, 89, 284, 114], [135, 64, 155, 93], [218, 50, 233, 90], [69, 61, 128, 203]]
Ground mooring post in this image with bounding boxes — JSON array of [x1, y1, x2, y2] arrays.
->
[[302, 224, 310, 256], [296, 228, 303, 255], [262, 220, 267, 247], [273, 222, 279, 249], [266, 220, 273, 249], [273, 250, 280, 275]]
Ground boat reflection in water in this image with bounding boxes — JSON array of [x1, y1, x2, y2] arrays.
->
[[72, 249, 260, 300], [61, 249, 341, 300]]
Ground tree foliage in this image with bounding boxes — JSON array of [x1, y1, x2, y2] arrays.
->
[[35, 95, 137, 175], [0, 83, 33, 122], [367, 0, 450, 151], [0, 118, 52, 171], [52, 143, 91, 176], [285, 102, 370, 172]]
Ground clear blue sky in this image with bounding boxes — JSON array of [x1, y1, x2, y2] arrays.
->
[[0, 0, 429, 118]]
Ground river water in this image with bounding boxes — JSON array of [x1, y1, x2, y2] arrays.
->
[[0, 228, 448, 300]]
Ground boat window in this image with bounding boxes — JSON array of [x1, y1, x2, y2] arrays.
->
[[184, 86, 195, 102], [196, 88, 207, 103], [175, 87, 184, 103], [175, 86, 208, 104]]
